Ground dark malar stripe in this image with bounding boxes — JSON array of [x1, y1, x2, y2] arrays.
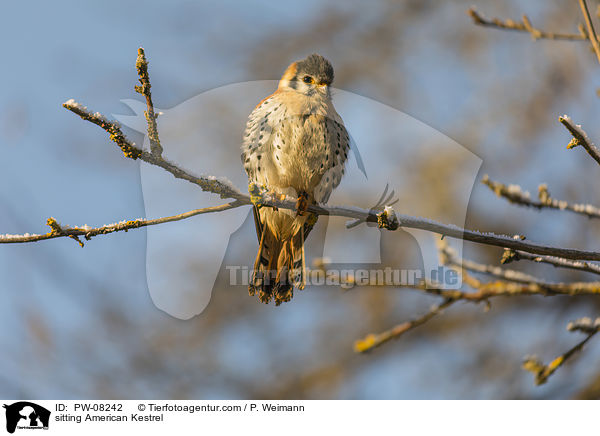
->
[[288, 75, 298, 89]]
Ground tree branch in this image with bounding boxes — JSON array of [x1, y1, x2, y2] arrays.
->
[[354, 298, 455, 353], [467, 7, 588, 41], [350, 242, 600, 355], [351, 274, 600, 355], [440, 242, 544, 285], [523, 317, 600, 385], [560, 115, 600, 166], [135, 47, 163, 156], [62, 99, 244, 201], [482, 175, 600, 219], [0, 202, 241, 245], [439, 242, 600, 297], [502, 249, 600, 276], [14, 101, 600, 264], [56, 51, 600, 262], [578, 0, 600, 65]]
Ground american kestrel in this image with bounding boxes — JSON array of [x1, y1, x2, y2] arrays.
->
[[241, 54, 350, 305]]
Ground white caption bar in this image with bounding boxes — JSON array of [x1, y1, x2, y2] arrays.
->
[[0, 400, 593, 435]]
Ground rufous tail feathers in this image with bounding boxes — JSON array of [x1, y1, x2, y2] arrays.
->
[[249, 207, 308, 305]]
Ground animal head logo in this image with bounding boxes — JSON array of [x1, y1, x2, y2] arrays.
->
[[3, 402, 50, 434], [114, 80, 481, 319]]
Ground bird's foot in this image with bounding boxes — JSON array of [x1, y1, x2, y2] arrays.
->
[[249, 183, 267, 208], [296, 191, 309, 216]]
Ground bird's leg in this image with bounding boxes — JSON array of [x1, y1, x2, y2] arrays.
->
[[296, 191, 309, 216]]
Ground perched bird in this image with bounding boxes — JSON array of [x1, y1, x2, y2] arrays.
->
[[241, 54, 350, 305]]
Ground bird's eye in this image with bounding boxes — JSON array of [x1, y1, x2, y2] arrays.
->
[[302, 76, 313, 84]]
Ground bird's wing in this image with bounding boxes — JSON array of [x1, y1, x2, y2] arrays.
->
[[241, 92, 286, 182], [314, 114, 350, 204]]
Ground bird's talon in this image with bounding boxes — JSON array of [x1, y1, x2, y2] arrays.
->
[[296, 192, 309, 216], [249, 183, 266, 207]]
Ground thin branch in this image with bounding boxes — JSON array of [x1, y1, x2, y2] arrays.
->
[[346, 273, 600, 356], [579, 0, 600, 64], [311, 250, 600, 300], [439, 242, 600, 297], [523, 317, 600, 385], [482, 175, 600, 219], [502, 249, 600, 276], [439, 242, 544, 285], [422, 275, 600, 301], [467, 7, 588, 41], [0, 202, 240, 245], [354, 298, 455, 353], [353, 254, 600, 354], [381, 212, 600, 261], [135, 47, 163, 156], [62, 99, 244, 200], [62, 99, 141, 160], [560, 115, 600, 166]]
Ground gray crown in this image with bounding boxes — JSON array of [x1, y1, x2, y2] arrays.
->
[[296, 54, 334, 85]]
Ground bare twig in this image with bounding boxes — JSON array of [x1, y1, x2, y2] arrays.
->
[[353, 253, 600, 355], [135, 47, 163, 156], [311, 250, 600, 301], [381, 213, 600, 261], [468, 7, 588, 41], [560, 115, 600, 166], [502, 249, 600, 276], [428, 275, 600, 300], [439, 242, 544, 284], [523, 317, 600, 385], [579, 0, 600, 64], [482, 175, 600, 219], [413, 277, 600, 301], [439, 242, 600, 297], [62, 100, 141, 160], [354, 298, 455, 353], [0, 202, 240, 245], [62, 99, 243, 200]]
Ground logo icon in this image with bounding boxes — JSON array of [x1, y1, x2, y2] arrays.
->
[[3, 402, 50, 434]]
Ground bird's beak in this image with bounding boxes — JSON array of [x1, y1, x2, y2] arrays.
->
[[317, 83, 329, 93]]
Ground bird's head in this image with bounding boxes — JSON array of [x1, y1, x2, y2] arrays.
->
[[278, 54, 334, 98]]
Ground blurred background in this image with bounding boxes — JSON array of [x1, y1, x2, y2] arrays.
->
[[1, 0, 600, 399]]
